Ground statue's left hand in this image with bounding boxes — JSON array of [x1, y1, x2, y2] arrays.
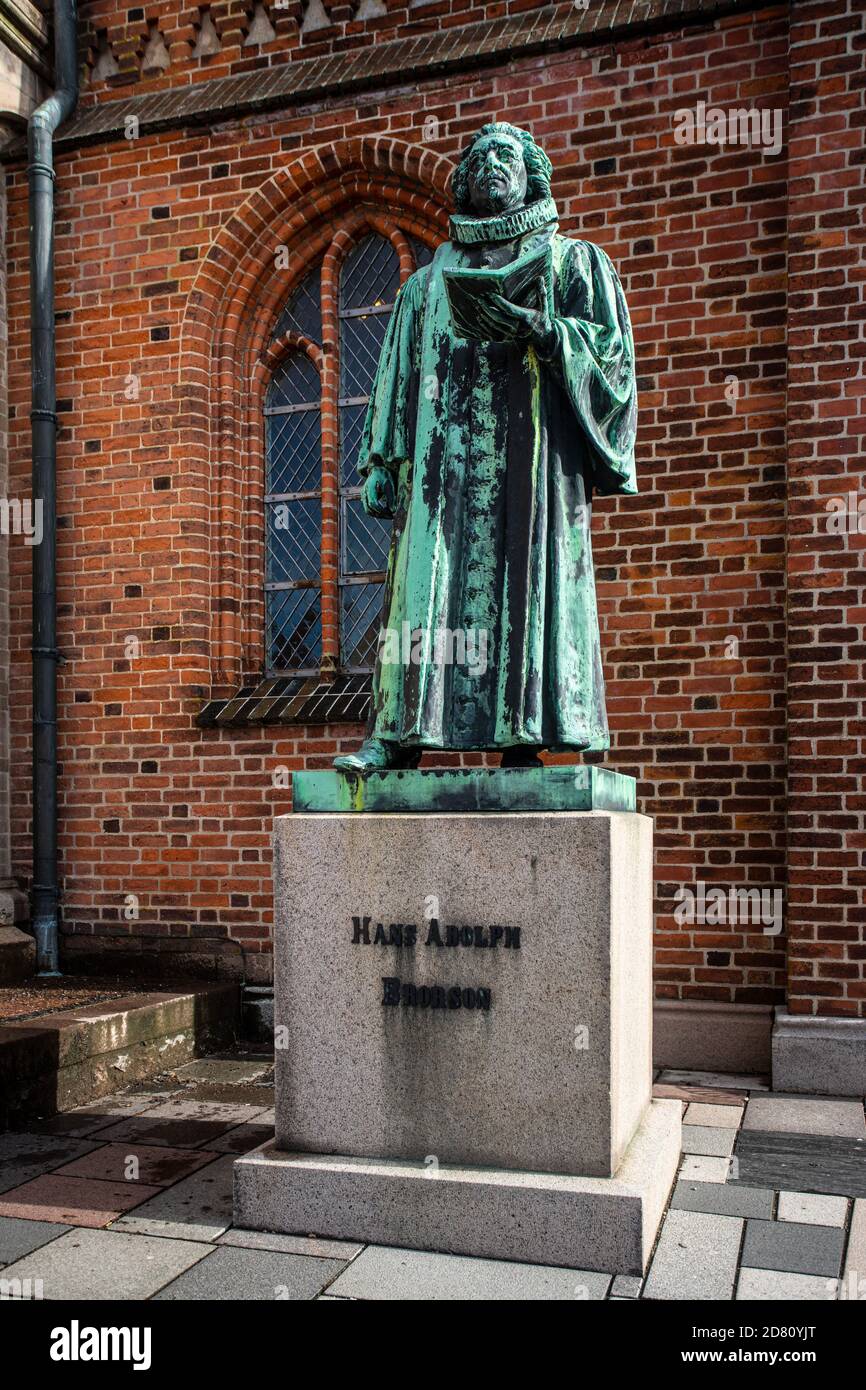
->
[[362, 464, 397, 519]]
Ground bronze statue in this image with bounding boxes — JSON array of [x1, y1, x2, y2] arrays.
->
[[335, 122, 637, 775]]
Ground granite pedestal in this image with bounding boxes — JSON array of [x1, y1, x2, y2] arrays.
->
[[235, 793, 680, 1273]]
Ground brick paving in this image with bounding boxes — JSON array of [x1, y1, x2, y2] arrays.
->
[[0, 1058, 863, 1301]]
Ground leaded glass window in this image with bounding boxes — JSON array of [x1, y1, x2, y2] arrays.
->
[[264, 227, 433, 675]]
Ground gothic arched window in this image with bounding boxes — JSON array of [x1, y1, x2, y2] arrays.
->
[[264, 228, 432, 676]]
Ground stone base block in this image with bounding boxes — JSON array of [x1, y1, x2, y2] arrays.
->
[[772, 1007, 866, 1097], [234, 1098, 681, 1275]]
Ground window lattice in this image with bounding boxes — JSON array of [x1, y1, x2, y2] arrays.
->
[[264, 228, 431, 675]]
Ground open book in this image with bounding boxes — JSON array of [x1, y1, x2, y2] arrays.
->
[[444, 241, 553, 341]]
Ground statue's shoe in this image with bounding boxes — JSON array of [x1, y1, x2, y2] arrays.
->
[[333, 738, 421, 775]]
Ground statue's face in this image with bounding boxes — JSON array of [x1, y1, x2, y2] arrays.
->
[[465, 133, 528, 216]]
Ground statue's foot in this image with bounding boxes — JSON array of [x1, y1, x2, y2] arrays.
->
[[500, 745, 544, 769], [333, 738, 422, 776]]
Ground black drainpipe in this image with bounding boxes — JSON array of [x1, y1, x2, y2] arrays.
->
[[28, 0, 78, 974]]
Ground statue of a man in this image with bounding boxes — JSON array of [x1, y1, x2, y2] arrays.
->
[[335, 122, 637, 774]]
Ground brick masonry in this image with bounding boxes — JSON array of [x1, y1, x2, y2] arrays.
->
[[0, 0, 862, 1018]]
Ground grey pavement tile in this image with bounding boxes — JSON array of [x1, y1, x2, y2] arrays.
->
[[0, 1227, 211, 1300], [743, 1096, 865, 1139], [684, 1103, 743, 1128], [777, 1191, 848, 1227], [217, 1227, 363, 1260], [327, 1245, 610, 1300], [0, 1134, 100, 1196], [741, 1219, 844, 1278], [679, 1154, 730, 1184], [658, 1070, 769, 1091], [110, 1154, 236, 1241], [610, 1274, 643, 1298], [671, 1179, 774, 1220], [153, 1245, 343, 1300], [736, 1268, 839, 1301], [681, 1125, 737, 1158], [731, 1130, 866, 1199], [0, 1217, 69, 1266], [643, 1210, 743, 1301]]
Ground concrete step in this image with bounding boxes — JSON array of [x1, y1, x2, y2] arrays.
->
[[0, 983, 239, 1127], [0, 926, 36, 984]]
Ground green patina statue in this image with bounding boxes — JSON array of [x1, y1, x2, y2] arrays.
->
[[334, 122, 637, 775]]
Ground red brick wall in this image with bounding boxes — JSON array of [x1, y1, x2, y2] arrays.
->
[[786, 0, 866, 1017], [5, 0, 858, 1018]]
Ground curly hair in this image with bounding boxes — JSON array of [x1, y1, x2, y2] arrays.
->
[[451, 122, 553, 213]]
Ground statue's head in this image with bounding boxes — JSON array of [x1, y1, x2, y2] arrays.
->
[[452, 123, 553, 217]]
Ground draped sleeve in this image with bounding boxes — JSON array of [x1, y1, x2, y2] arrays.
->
[[541, 238, 637, 497], [357, 265, 428, 480]]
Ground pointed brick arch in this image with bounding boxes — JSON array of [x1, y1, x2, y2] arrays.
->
[[180, 137, 453, 685]]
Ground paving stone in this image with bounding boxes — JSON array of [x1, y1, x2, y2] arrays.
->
[[94, 1116, 238, 1149], [741, 1219, 845, 1278], [610, 1274, 643, 1298], [732, 1130, 866, 1199], [144, 1100, 268, 1124], [777, 1191, 848, 1227], [736, 1268, 839, 1301], [671, 1179, 774, 1219], [19, 1096, 166, 1137], [840, 1199, 866, 1301], [0, 1227, 211, 1299], [684, 1103, 744, 1128], [217, 1228, 363, 1260], [0, 1134, 99, 1195], [681, 1125, 737, 1158], [0, 1217, 69, 1266], [53, 1143, 220, 1187], [174, 1058, 273, 1085], [679, 1154, 730, 1184], [0, 1174, 163, 1228], [207, 1123, 274, 1155], [153, 1245, 344, 1300], [328, 1245, 611, 1301], [96, 1102, 269, 1150], [658, 1070, 769, 1091], [643, 1209, 743, 1301], [654, 1085, 748, 1106], [111, 1154, 235, 1241], [743, 1096, 865, 1139]]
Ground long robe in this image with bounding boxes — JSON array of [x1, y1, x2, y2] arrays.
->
[[359, 210, 637, 752]]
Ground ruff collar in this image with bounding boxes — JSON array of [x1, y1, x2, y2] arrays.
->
[[449, 197, 558, 245]]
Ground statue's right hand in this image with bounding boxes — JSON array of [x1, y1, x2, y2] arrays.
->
[[362, 465, 397, 519]]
